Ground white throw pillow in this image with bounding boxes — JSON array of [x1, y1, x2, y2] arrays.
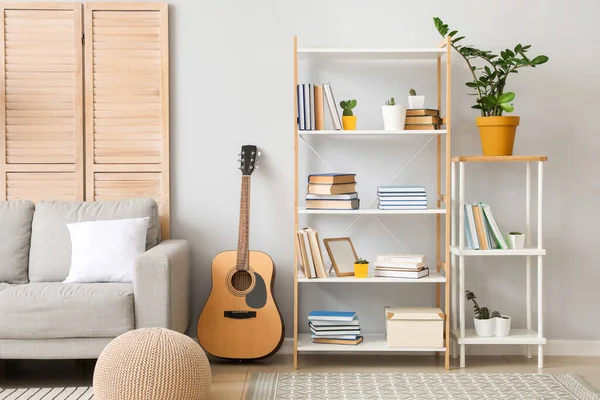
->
[[64, 217, 150, 283]]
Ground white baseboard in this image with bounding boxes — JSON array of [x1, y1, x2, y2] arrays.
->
[[278, 338, 600, 356]]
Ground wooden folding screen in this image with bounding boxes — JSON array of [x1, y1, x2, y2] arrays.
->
[[0, 3, 84, 202], [84, 3, 170, 238]]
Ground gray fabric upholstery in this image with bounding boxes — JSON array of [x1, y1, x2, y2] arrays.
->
[[0, 200, 34, 284], [0, 338, 113, 359], [29, 199, 160, 282], [134, 240, 190, 332], [0, 283, 11, 292], [0, 282, 134, 339]]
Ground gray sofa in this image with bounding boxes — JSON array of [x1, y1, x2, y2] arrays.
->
[[0, 199, 189, 359]]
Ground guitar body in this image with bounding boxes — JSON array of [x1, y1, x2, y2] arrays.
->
[[198, 250, 284, 360]]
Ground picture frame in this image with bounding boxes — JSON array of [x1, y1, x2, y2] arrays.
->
[[323, 237, 358, 277]]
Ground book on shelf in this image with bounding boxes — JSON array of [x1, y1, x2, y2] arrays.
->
[[379, 204, 427, 210], [377, 185, 425, 193], [306, 192, 358, 200], [378, 200, 427, 206], [297, 230, 316, 278], [376, 195, 427, 201], [303, 84, 311, 130], [308, 173, 356, 185], [309, 319, 360, 327], [307, 182, 356, 195], [310, 327, 361, 336], [309, 323, 360, 331], [306, 199, 359, 210], [309, 83, 315, 130], [405, 115, 441, 125], [404, 124, 439, 130], [465, 204, 479, 250], [305, 227, 328, 278], [297, 84, 305, 130], [310, 334, 360, 340], [463, 203, 509, 250], [480, 203, 508, 249], [308, 311, 357, 322], [377, 254, 426, 263], [374, 261, 425, 269], [375, 265, 426, 272], [314, 85, 325, 130], [406, 108, 439, 117], [323, 82, 342, 130], [472, 204, 488, 250], [312, 336, 364, 345], [374, 267, 430, 279]]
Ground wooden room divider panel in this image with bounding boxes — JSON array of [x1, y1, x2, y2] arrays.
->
[[84, 3, 170, 238], [0, 3, 84, 201]]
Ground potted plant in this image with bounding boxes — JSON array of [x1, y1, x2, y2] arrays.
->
[[340, 99, 357, 130], [466, 290, 511, 337], [353, 258, 369, 278], [382, 97, 406, 131], [407, 89, 424, 110], [507, 231, 526, 249], [433, 17, 549, 156]]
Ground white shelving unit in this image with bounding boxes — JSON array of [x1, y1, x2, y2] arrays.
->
[[293, 37, 453, 369], [450, 155, 548, 368]]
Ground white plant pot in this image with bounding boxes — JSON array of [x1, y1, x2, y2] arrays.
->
[[473, 317, 495, 337], [381, 105, 406, 131], [407, 95, 425, 110], [495, 315, 512, 337], [507, 234, 526, 249]]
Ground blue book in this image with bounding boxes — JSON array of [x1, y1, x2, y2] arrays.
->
[[378, 200, 427, 206], [464, 212, 473, 249], [308, 311, 357, 322], [378, 186, 425, 193]]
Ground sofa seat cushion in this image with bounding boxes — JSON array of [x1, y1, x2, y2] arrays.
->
[[0, 282, 134, 339], [29, 199, 160, 282], [0, 200, 35, 284]]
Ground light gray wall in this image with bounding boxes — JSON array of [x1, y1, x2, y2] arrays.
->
[[36, 0, 600, 342]]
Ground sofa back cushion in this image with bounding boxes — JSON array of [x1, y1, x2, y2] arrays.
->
[[0, 200, 35, 283], [29, 199, 160, 282]]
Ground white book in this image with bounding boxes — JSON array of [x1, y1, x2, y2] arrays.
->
[[374, 261, 425, 269], [300, 230, 317, 278], [310, 328, 362, 336], [377, 186, 425, 193], [378, 200, 427, 206], [311, 334, 359, 340], [377, 196, 427, 201], [377, 254, 425, 263], [481, 204, 508, 249], [309, 319, 360, 327], [374, 268, 429, 279], [309, 83, 315, 130], [466, 204, 480, 250], [303, 84, 311, 130], [323, 82, 342, 130], [378, 205, 427, 210], [297, 84, 305, 130], [309, 323, 360, 331], [306, 193, 358, 200]]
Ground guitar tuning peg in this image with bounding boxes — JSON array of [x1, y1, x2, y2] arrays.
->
[[251, 151, 256, 155], [257, 151, 262, 157], [237, 152, 241, 157]]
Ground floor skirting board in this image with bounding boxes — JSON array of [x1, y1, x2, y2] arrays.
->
[[279, 338, 600, 356]]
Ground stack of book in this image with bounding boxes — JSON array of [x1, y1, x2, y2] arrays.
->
[[378, 186, 426, 210], [308, 311, 363, 345], [297, 82, 342, 131], [306, 173, 359, 210], [465, 203, 508, 250], [404, 109, 441, 130], [296, 227, 328, 278], [374, 254, 429, 279]]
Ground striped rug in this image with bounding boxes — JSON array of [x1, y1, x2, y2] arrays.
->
[[0, 387, 93, 399]]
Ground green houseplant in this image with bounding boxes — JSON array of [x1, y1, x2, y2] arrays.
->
[[382, 97, 406, 131], [507, 231, 525, 249], [340, 99, 357, 130], [466, 290, 511, 337], [433, 17, 549, 156], [354, 258, 369, 278]]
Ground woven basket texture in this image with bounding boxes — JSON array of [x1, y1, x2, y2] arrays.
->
[[93, 328, 211, 400]]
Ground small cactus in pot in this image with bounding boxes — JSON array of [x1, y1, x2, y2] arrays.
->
[[340, 99, 357, 130], [353, 257, 369, 278], [382, 97, 406, 131], [408, 88, 425, 110]]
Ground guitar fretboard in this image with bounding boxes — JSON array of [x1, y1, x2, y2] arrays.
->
[[236, 175, 251, 270]]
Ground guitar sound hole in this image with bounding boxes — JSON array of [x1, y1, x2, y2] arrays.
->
[[231, 270, 253, 292]]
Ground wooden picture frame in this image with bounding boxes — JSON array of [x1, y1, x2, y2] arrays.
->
[[323, 237, 358, 277]]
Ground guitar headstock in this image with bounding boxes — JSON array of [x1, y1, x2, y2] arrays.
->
[[238, 145, 260, 176]]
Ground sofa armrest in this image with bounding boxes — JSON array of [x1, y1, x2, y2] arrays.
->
[[134, 240, 190, 332]]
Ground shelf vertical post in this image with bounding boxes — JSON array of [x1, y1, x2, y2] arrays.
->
[[537, 161, 544, 368], [292, 36, 299, 370], [443, 35, 452, 371], [451, 161, 457, 359], [526, 162, 532, 358], [435, 51, 442, 310], [458, 161, 465, 368]]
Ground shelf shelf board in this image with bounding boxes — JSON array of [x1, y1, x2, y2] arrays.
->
[[451, 329, 546, 345], [297, 48, 446, 61], [299, 129, 447, 136], [299, 207, 446, 215], [450, 246, 546, 256], [298, 270, 446, 283], [451, 155, 547, 163], [297, 334, 446, 352]]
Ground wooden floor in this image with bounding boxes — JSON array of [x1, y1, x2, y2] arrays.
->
[[2, 355, 600, 399]]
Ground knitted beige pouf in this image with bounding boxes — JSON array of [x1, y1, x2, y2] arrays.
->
[[93, 328, 211, 400]]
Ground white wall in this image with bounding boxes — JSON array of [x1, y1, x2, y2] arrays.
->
[[42, 0, 600, 343]]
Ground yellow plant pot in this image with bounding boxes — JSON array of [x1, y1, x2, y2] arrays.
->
[[476, 116, 520, 156], [353, 263, 369, 278], [342, 116, 357, 130]]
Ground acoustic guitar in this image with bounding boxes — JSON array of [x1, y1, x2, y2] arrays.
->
[[197, 145, 284, 360]]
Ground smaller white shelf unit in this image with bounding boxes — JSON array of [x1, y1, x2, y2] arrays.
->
[[298, 334, 446, 353], [450, 156, 548, 369], [297, 48, 446, 60], [451, 329, 546, 345], [298, 270, 446, 284], [299, 129, 447, 136], [298, 207, 446, 215]]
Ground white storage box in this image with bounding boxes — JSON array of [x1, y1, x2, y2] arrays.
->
[[384, 306, 444, 348]]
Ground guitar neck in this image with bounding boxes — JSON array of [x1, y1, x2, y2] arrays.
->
[[236, 175, 251, 270]]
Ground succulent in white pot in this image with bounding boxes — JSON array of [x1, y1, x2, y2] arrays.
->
[[466, 290, 511, 337], [407, 88, 425, 110], [494, 314, 512, 337], [507, 231, 526, 249], [381, 97, 406, 131]]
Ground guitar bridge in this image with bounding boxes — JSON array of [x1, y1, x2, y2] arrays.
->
[[224, 311, 257, 319]]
